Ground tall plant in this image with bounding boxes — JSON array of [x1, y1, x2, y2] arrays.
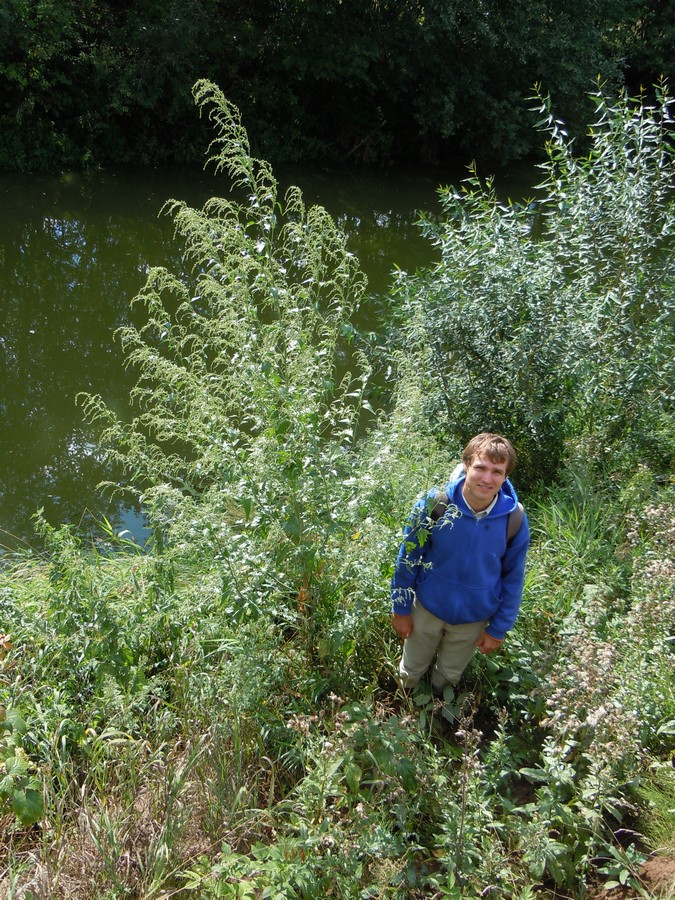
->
[[80, 80, 371, 611], [392, 85, 675, 488]]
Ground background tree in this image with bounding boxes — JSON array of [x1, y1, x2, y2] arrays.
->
[[1, 0, 672, 172]]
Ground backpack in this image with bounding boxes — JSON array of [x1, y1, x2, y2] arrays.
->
[[429, 490, 524, 544]]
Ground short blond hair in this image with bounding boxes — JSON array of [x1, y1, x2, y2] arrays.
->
[[462, 432, 517, 477]]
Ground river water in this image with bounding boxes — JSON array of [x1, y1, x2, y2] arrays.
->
[[0, 162, 533, 550]]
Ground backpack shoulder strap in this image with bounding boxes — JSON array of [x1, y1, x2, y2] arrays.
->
[[430, 490, 449, 522], [430, 465, 463, 522], [506, 502, 524, 544]]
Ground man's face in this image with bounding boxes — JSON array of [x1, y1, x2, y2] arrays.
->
[[462, 453, 508, 511]]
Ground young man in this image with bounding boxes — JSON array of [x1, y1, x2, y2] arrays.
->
[[391, 433, 529, 691]]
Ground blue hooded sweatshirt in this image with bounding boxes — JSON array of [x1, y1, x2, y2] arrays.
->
[[390, 470, 530, 640]]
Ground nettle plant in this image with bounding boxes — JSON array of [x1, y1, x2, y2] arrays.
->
[[81, 81, 372, 620], [392, 84, 675, 489], [0, 636, 43, 827]]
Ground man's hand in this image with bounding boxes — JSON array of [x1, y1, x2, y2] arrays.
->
[[392, 613, 413, 640], [475, 631, 504, 654]]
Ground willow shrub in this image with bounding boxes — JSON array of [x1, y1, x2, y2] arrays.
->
[[391, 85, 675, 490]]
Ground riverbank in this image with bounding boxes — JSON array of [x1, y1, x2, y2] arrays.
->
[[2, 471, 674, 898]]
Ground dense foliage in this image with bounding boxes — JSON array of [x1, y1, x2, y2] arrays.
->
[[392, 85, 675, 490], [1, 83, 674, 897], [1, 0, 674, 172]]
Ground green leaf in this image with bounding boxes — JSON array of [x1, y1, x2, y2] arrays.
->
[[413, 685, 433, 706], [657, 720, 675, 736], [12, 787, 44, 825], [441, 705, 459, 723], [519, 766, 550, 784], [5, 709, 26, 735], [345, 761, 362, 793], [0, 775, 14, 797], [4, 755, 29, 778]]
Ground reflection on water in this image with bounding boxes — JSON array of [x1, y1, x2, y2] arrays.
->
[[0, 162, 533, 549]]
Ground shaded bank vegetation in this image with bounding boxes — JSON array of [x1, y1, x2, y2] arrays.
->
[[1, 81, 674, 897], [1, 0, 674, 172]]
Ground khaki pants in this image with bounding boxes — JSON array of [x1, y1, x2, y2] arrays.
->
[[399, 600, 487, 691]]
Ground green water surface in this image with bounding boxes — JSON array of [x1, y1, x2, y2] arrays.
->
[[0, 162, 533, 549]]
